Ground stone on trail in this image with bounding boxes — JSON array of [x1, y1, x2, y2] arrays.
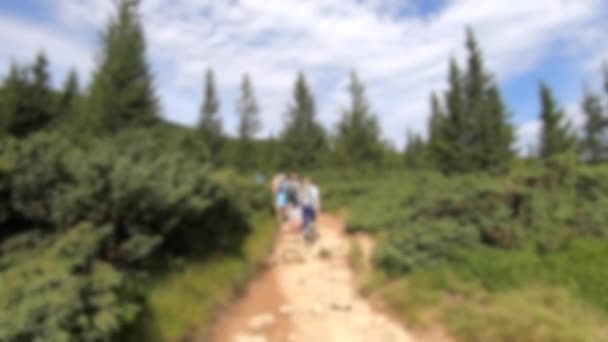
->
[[247, 313, 275, 331], [330, 299, 352, 312]]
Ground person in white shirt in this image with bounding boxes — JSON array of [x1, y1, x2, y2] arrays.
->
[[300, 177, 320, 241]]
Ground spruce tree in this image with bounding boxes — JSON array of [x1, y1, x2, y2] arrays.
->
[[199, 68, 223, 162], [464, 29, 513, 169], [403, 130, 426, 168], [538, 82, 576, 159], [581, 89, 606, 162], [280, 72, 327, 170], [28, 52, 54, 131], [0, 55, 55, 138], [481, 85, 513, 168], [334, 71, 383, 167], [429, 29, 513, 173], [56, 69, 80, 122], [0, 63, 27, 136], [441, 59, 468, 172], [88, 0, 158, 133], [236, 74, 261, 171], [427, 92, 447, 168]]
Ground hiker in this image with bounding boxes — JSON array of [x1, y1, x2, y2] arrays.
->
[[285, 172, 300, 207], [299, 177, 319, 242], [285, 173, 302, 232], [272, 173, 288, 221]]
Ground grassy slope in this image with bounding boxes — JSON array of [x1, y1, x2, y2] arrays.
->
[[126, 214, 276, 342], [359, 239, 608, 342]]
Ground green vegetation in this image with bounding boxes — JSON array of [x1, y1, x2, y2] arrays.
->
[[538, 82, 577, 159], [349, 240, 365, 273], [198, 68, 224, 165], [279, 72, 328, 170], [426, 29, 514, 173], [374, 272, 608, 342], [317, 162, 608, 340], [0, 1, 274, 341], [333, 71, 384, 168], [236, 74, 262, 171], [0, 128, 268, 341], [124, 215, 276, 341]]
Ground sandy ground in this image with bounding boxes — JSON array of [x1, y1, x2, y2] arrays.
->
[[210, 214, 418, 342]]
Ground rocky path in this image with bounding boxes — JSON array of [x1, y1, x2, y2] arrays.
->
[[211, 214, 417, 342]]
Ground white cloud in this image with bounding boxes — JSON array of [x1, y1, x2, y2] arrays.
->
[[516, 120, 541, 156], [2, 0, 607, 148], [0, 15, 93, 85]]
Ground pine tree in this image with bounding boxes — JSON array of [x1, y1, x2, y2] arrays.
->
[[403, 130, 426, 168], [199, 68, 223, 162], [604, 62, 608, 96], [427, 92, 447, 169], [481, 85, 513, 168], [334, 71, 383, 167], [56, 69, 80, 122], [441, 59, 469, 172], [236, 74, 261, 171], [0, 63, 28, 136], [28, 52, 54, 131], [465, 29, 513, 170], [280, 72, 327, 170], [88, 0, 158, 134], [581, 89, 606, 162], [538, 82, 576, 159], [428, 29, 513, 173], [0, 55, 55, 138]]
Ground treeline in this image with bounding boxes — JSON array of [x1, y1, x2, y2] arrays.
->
[[195, 69, 388, 171], [406, 29, 608, 172], [4, 16, 608, 176]]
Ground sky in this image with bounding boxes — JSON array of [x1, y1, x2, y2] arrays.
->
[[1, 0, 607, 152]]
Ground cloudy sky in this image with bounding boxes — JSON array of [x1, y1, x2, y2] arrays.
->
[[1, 0, 607, 151]]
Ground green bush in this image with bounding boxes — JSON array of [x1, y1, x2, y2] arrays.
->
[[318, 163, 608, 276], [0, 223, 139, 342], [0, 129, 269, 341], [2, 130, 257, 263], [375, 219, 478, 273]]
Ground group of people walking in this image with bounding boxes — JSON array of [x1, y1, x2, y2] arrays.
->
[[272, 172, 321, 242]]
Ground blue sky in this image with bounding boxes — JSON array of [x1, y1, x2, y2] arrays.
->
[[1, 0, 607, 151]]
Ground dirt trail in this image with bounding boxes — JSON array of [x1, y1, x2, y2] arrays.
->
[[211, 214, 417, 342]]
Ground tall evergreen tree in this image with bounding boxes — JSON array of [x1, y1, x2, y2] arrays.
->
[[199, 68, 223, 162], [604, 62, 608, 96], [440, 59, 469, 172], [88, 0, 158, 133], [334, 71, 383, 167], [280, 72, 327, 170], [481, 85, 513, 168], [428, 29, 513, 173], [56, 69, 80, 123], [0, 63, 27, 136], [236, 74, 261, 171], [0, 54, 55, 138], [28, 52, 54, 131], [403, 130, 426, 168], [427, 92, 447, 169], [465, 29, 513, 169], [581, 89, 606, 162], [538, 82, 576, 159]]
